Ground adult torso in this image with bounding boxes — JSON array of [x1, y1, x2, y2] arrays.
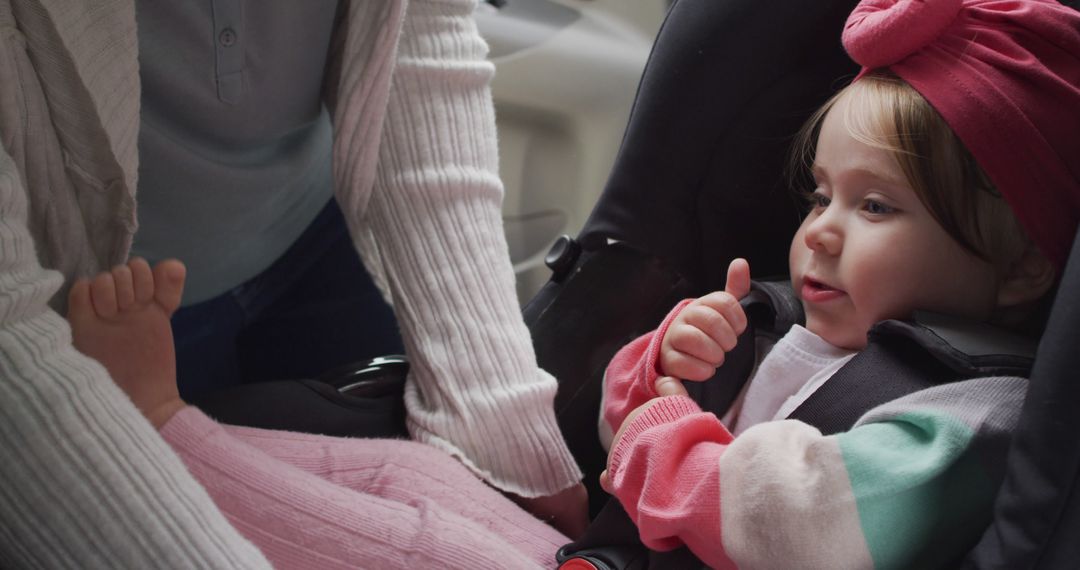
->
[[133, 0, 340, 305]]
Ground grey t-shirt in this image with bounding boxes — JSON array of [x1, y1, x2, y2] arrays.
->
[[133, 0, 341, 305]]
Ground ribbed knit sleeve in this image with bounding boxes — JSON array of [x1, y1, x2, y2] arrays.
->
[[0, 149, 270, 568], [330, 0, 581, 496]]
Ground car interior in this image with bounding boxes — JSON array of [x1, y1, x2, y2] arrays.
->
[[194, 0, 1080, 567]]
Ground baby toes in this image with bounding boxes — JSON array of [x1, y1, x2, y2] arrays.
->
[[129, 257, 155, 304], [151, 259, 186, 316], [66, 279, 96, 323], [112, 263, 136, 311], [90, 271, 119, 319]]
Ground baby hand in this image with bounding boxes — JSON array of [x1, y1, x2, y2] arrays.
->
[[659, 258, 751, 381]]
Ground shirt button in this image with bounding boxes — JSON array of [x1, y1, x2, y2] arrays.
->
[[219, 27, 237, 47]]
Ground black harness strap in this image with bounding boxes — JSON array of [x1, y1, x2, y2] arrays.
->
[[790, 317, 1036, 435], [788, 331, 951, 435]]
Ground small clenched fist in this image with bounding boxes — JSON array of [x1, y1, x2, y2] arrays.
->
[[659, 258, 751, 381]]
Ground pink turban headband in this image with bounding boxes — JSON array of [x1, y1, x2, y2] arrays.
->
[[843, 0, 1080, 270]]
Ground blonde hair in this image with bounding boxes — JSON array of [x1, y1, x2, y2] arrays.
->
[[791, 72, 1030, 272]]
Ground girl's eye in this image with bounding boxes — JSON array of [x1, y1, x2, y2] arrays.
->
[[804, 190, 830, 210], [863, 199, 894, 215]]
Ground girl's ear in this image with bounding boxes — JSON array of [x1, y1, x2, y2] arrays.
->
[[997, 244, 1057, 308]]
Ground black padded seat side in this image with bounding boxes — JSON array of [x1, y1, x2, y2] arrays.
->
[[965, 227, 1080, 569], [578, 0, 860, 290]]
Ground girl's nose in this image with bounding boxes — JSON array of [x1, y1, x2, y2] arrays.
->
[[803, 208, 843, 256]]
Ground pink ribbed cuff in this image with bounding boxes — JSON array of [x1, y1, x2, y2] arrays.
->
[[608, 395, 704, 475]]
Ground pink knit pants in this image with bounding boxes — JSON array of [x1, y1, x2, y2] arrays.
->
[[162, 407, 567, 569]]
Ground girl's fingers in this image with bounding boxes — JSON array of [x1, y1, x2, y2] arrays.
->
[[694, 293, 748, 337], [654, 376, 689, 397], [599, 470, 613, 494], [724, 257, 752, 299], [668, 325, 727, 365], [661, 350, 718, 382]]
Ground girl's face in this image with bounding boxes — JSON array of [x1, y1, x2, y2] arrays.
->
[[789, 94, 1001, 350]]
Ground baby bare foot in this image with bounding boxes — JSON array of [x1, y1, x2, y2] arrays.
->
[[68, 258, 188, 429]]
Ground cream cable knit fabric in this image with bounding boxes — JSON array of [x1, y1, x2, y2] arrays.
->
[[341, 0, 582, 495]]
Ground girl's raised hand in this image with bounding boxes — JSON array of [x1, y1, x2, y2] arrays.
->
[[659, 258, 751, 381]]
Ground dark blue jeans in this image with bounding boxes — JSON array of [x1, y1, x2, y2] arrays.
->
[[172, 199, 404, 400]]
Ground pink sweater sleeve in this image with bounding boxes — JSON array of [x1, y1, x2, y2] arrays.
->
[[606, 396, 736, 570], [603, 299, 694, 432]]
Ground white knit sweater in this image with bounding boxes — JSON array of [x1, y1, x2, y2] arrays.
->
[[0, 0, 580, 566]]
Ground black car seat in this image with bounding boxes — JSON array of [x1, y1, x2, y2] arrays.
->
[[962, 226, 1080, 570]]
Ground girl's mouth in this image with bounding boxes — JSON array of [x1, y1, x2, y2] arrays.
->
[[801, 277, 846, 303]]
